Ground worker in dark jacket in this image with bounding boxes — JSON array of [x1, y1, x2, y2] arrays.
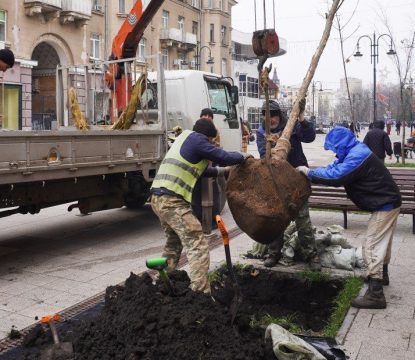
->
[[363, 120, 393, 162], [151, 119, 251, 294], [0, 48, 15, 72], [298, 127, 401, 309], [256, 100, 319, 269]]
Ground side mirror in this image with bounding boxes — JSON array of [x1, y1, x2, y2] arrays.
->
[[230, 86, 239, 105]]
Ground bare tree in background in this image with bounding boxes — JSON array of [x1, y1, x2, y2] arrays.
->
[[334, 1, 360, 132], [379, 7, 415, 163]]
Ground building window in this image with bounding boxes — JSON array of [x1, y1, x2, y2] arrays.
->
[[137, 38, 146, 62], [221, 58, 227, 76], [191, 0, 200, 8], [238, 74, 247, 96], [0, 10, 6, 43], [178, 16, 184, 32], [209, 24, 214, 43], [90, 33, 101, 60], [162, 49, 169, 69], [247, 77, 259, 98], [207, 0, 213, 8], [162, 10, 169, 29], [92, 0, 102, 11], [192, 21, 198, 36], [248, 107, 262, 130], [221, 26, 227, 46], [118, 0, 125, 14], [0, 85, 22, 130]]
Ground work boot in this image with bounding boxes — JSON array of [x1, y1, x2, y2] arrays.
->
[[306, 254, 322, 272], [264, 255, 279, 268], [351, 278, 386, 309], [383, 264, 389, 286]]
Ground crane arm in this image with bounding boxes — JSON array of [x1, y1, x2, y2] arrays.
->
[[111, 0, 165, 60]]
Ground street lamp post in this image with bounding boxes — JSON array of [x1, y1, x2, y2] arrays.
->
[[311, 80, 323, 126], [408, 77, 414, 132], [353, 32, 396, 124], [195, 45, 214, 72]]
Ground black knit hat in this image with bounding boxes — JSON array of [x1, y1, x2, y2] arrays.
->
[[0, 49, 15, 68], [193, 118, 217, 138], [200, 108, 213, 118]]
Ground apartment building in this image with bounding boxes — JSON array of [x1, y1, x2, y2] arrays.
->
[[0, 0, 236, 130], [232, 29, 287, 130], [0, 0, 105, 129], [110, 0, 236, 74]]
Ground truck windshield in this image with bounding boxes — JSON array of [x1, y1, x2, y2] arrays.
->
[[206, 80, 239, 129]]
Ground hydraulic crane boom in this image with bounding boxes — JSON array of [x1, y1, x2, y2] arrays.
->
[[106, 0, 165, 121]]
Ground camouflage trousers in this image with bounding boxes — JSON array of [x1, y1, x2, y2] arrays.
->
[[151, 194, 210, 294], [268, 202, 316, 261]]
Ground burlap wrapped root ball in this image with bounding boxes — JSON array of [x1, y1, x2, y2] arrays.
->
[[226, 158, 311, 245]]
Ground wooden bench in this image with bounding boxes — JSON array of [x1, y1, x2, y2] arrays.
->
[[308, 168, 415, 234]]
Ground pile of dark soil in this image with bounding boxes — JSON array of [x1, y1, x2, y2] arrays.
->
[[226, 158, 311, 245], [6, 267, 342, 360], [212, 266, 343, 332]]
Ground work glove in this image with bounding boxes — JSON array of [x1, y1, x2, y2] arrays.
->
[[296, 166, 310, 176], [299, 97, 306, 113], [266, 133, 279, 147], [240, 152, 254, 162]]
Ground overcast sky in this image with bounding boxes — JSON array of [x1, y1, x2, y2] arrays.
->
[[232, 0, 415, 90]]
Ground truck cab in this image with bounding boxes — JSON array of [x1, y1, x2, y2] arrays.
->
[[148, 70, 242, 151]]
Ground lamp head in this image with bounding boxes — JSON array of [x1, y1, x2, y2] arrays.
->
[[386, 48, 396, 56], [207, 57, 214, 65]]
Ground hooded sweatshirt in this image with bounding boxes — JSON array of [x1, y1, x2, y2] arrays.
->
[[256, 115, 315, 167], [308, 127, 401, 212]]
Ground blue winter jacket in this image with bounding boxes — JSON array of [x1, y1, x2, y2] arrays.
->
[[256, 120, 315, 167], [308, 127, 401, 212]]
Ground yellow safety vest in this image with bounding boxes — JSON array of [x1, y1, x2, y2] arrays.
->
[[151, 130, 209, 202]]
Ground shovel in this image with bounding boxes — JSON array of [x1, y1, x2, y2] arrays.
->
[[216, 215, 242, 325], [40, 314, 74, 360]]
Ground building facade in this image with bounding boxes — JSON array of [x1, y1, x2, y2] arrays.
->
[[231, 29, 287, 130], [0, 0, 236, 130]]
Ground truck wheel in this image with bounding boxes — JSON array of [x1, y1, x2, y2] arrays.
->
[[125, 196, 148, 209], [125, 172, 150, 209]]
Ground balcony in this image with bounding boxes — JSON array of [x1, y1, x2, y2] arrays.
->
[[24, 0, 62, 20], [60, 0, 92, 25], [160, 28, 197, 49]]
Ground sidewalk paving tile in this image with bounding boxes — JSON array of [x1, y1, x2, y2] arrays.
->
[[342, 340, 362, 360], [357, 342, 415, 360], [0, 312, 34, 332], [346, 327, 410, 350]]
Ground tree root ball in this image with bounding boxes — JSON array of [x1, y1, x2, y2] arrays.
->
[[226, 158, 311, 244]]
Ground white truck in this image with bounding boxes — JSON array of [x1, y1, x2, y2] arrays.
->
[[0, 55, 241, 219]]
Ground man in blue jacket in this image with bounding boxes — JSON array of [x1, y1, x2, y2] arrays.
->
[[151, 118, 250, 294], [256, 99, 318, 269], [298, 127, 401, 309]]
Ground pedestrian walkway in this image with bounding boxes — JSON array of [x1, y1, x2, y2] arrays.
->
[[207, 209, 415, 360]]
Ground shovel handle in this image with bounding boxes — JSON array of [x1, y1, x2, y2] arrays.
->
[[215, 215, 229, 245]]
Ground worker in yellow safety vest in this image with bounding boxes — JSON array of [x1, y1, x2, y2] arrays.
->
[[151, 118, 251, 294]]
